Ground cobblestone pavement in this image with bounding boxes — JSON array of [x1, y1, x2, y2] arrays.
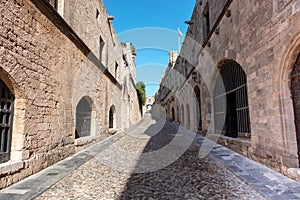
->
[[34, 114, 265, 200]]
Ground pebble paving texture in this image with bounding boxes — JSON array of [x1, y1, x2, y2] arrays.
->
[[35, 115, 265, 199], [2, 114, 300, 199]]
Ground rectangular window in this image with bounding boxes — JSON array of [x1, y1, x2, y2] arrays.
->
[[96, 9, 100, 20], [202, 4, 210, 40], [115, 62, 119, 79], [48, 0, 58, 10], [99, 36, 105, 63]]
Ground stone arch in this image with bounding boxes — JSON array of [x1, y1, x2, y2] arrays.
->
[[279, 33, 300, 82], [214, 59, 251, 138], [0, 68, 26, 163], [291, 53, 300, 166], [109, 105, 116, 129], [220, 49, 249, 75], [278, 32, 300, 167], [75, 96, 95, 138], [0, 68, 24, 99]]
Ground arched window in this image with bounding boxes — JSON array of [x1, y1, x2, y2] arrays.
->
[[194, 86, 202, 131], [186, 103, 190, 128], [0, 79, 14, 163], [76, 97, 92, 138], [214, 60, 250, 138], [291, 52, 300, 166], [109, 105, 115, 128]]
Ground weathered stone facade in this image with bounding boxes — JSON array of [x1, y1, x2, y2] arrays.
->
[[0, 0, 141, 189], [154, 0, 300, 178]]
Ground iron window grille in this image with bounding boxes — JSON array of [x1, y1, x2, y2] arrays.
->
[[213, 60, 251, 138], [76, 98, 91, 138], [0, 79, 14, 164]]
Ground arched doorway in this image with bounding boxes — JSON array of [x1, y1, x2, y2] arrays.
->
[[214, 60, 251, 138], [291, 52, 300, 166], [194, 86, 202, 131], [76, 97, 92, 138], [0, 79, 14, 163], [109, 105, 115, 128]]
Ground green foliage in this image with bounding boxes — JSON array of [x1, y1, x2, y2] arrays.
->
[[136, 81, 146, 105]]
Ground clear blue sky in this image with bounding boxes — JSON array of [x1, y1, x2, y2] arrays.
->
[[103, 0, 195, 97]]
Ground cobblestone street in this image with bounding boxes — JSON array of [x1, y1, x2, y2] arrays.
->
[[2, 114, 300, 199], [35, 114, 264, 200]]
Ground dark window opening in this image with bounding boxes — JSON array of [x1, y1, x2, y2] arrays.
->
[[96, 9, 100, 19], [194, 86, 202, 131], [186, 103, 190, 128], [109, 106, 115, 128], [115, 62, 118, 79], [48, 0, 58, 10], [172, 107, 175, 121], [123, 55, 129, 67], [99, 36, 105, 63], [76, 98, 92, 138], [214, 60, 251, 138], [177, 106, 180, 122], [181, 105, 184, 125], [0, 79, 14, 164], [203, 3, 210, 40], [291, 52, 300, 167]]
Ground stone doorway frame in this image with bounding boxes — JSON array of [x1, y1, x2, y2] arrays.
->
[[291, 53, 300, 167], [278, 33, 300, 169]]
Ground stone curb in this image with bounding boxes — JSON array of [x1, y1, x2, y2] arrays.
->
[[194, 135, 300, 200], [0, 131, 128, 200], [0, 116, 150, 200], [2, 116, 300, 200]]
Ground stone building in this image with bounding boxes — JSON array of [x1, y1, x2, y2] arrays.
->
[[0, 0, 141, 188], [154, 0, 300, 178]]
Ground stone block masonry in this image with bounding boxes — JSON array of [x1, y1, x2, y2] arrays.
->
[[154, 0, 300, 178], [0, 0, 141, 189]]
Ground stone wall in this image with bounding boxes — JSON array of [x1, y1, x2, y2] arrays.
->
[[0, 0, 141, 189], [155, 0, 300, 176]]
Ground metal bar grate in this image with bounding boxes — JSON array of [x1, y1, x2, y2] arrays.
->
[[213, 60, 251, 137], [0, 80, 14, 164], [76, 98, 92, 138]]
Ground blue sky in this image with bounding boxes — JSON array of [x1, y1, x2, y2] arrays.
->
[[103, 0, 195, 97]]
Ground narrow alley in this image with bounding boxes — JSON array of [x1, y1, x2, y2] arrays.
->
[[1, 114, 300, 199], [2, 0, 300, 199]]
